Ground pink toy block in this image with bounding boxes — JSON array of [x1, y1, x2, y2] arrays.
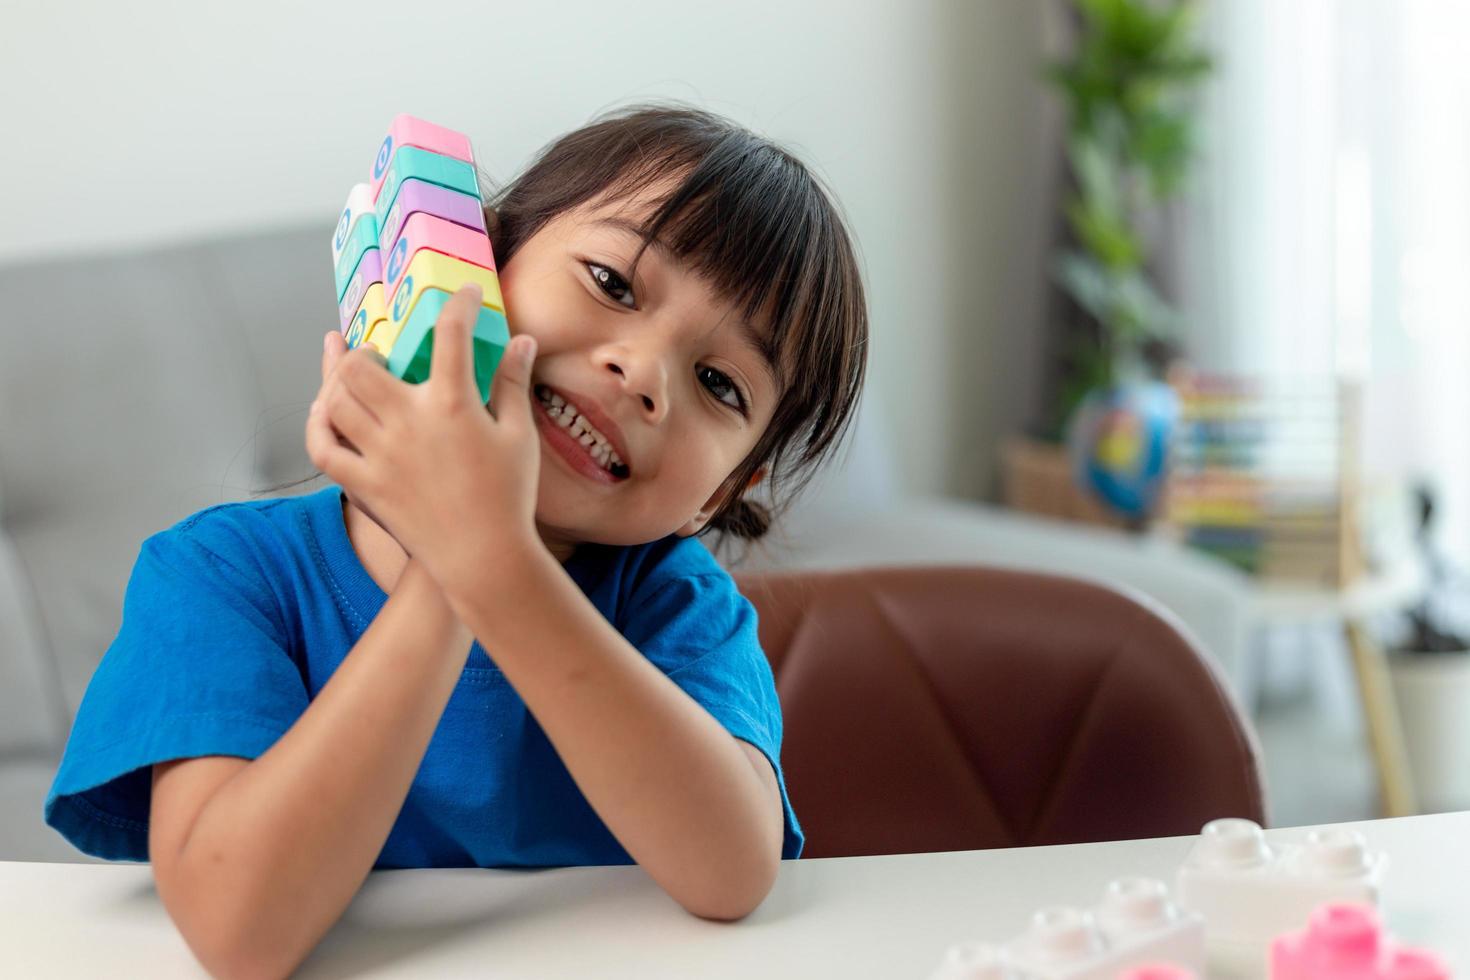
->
[[1117, 965, 1198, 980], [382, 210, 496, 303], [369, 114, 475, 204], [1269, 903, 1449, 980]]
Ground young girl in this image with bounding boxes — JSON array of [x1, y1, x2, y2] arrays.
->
[[44, 103, 868, 977]]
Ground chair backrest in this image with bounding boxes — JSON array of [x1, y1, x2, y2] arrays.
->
[[733, 565, 1267, 858]]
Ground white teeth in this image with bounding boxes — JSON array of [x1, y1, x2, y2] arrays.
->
[[537, 386, 626, 473]]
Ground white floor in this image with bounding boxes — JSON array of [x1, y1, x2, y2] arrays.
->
[[1253, 690, 1379, 827], [1248, 622, 1397, 828]]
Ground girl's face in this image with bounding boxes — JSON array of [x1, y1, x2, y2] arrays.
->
[[499, 189, 781, 561]]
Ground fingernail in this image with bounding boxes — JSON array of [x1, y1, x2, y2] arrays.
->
[[324, 333, 333, 351], [519, 335, 536, 365]]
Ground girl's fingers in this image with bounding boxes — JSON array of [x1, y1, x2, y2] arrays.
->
[[320, 383, 383, 455], [305, 394, 373, 489], [429, 283, 483, 400], [323, 330, 348, 385], [488, 335, 538, 428], [337, 346, 398, 407]]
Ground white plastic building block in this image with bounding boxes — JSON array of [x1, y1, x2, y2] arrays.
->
[[928, 942, 1016, 980], [930, 878, 1205, 980], [1176, 818, 1386, 969]]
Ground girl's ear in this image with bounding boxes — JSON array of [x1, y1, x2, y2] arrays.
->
[[677, 466, 768, 537]]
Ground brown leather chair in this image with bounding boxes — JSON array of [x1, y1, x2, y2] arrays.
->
[[733, 565, 1267, 858]]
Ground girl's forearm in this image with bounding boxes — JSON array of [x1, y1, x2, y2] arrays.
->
[[163, 558, 472, 978], [443, 543, 783, 921]]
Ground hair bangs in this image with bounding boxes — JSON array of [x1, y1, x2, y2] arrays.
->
[[608, 141, 841, 392]]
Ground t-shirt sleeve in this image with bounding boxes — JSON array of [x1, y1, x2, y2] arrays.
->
[[44, 526, 308, 862], [621, 568, 805, 860]]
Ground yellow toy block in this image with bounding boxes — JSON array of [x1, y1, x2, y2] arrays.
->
[[386, 249, 508, 402], [345, 282, 387, 350]]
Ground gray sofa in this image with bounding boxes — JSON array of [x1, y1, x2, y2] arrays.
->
[[0, 225, 1258, 862]]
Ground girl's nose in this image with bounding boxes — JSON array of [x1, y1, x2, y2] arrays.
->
[[603, 354, 667, 422]]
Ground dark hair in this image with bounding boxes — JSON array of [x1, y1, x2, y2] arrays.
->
[[487, 103, 867, 548], [277, 103, 868, 554]]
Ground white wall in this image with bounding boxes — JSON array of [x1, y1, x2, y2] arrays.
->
[[0, 0, 1050, 502]]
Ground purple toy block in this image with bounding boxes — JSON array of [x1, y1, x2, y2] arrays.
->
[[378, 178, 487, 257]]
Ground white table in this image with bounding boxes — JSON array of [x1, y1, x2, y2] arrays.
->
[[3, 813, 1466, 979]]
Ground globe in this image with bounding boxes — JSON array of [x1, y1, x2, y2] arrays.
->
[[1066, 381, 1179, 521]]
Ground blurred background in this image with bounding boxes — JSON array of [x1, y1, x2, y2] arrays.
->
[[1, 0, 1467, 860]]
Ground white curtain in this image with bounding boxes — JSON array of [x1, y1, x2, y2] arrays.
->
[[1183, 0, 1470, 562]]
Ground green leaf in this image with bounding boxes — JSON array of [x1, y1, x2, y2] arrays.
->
[[1065, 199, 1142, 270]]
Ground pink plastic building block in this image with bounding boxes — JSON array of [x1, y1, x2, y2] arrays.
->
[[1116, 966, 1198, 980], [1269, 903, 1449, 980], [369, 114, 475, 204], [382, 209, 497, 303]]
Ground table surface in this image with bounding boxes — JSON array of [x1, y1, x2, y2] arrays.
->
[[3, 812, 1465, 979]]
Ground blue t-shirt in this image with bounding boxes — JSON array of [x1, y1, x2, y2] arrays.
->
[[44, 484, 803, 867]]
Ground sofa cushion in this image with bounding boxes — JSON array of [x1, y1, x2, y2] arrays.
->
[[0, 235, 296, 720], [0, 528, 63, 754]]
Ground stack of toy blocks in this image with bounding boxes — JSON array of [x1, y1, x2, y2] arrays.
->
[[331, 114, 508, 403], [927, 820, 1454, 980]]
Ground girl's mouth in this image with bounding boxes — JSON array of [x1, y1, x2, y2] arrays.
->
[[532, 389, 632, 485]]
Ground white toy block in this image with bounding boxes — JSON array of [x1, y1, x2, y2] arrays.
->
[[931, 878, 1205, 980], [928, 942, 1016, 980], [1003, 878, 1206, 980], [1176, 818, 1386, 969]]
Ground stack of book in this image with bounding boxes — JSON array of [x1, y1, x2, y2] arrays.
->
[[1164, 374, 1359, 587]]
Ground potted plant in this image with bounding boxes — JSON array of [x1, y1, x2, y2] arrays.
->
[[1387, 484, 1470, 813], [1003, 0, 1212, 527]]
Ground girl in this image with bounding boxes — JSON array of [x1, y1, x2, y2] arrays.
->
[[44, 103, 868, 977]]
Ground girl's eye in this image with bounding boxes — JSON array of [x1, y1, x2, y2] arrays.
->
[[587, 262, 636, 308], [699, 365, 747, 414]]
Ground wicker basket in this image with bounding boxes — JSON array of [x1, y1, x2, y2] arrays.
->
[[1000, 435, 1132, 530]]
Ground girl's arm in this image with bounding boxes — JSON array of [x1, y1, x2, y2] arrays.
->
[[149, 557, 473, 980], [441, 542, 785, 923]]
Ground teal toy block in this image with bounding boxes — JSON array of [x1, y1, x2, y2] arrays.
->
[[374, 147, 479, 221], [386, 287, 510, 404], [333, 215, 381, 303]]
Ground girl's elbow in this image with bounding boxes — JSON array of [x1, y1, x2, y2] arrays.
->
[[155, 865, 307, 980], [683, 853, 779, 922], [171, 906, 303, 980]]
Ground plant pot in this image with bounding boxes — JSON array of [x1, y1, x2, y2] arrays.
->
[[1387, 650, 1470, 813]]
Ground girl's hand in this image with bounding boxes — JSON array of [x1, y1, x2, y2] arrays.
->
[[316, 323, 403, 552], [306, 284, 542, 598]]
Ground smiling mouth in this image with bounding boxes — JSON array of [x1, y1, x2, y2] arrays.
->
[[532, 385, 632, 482]]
